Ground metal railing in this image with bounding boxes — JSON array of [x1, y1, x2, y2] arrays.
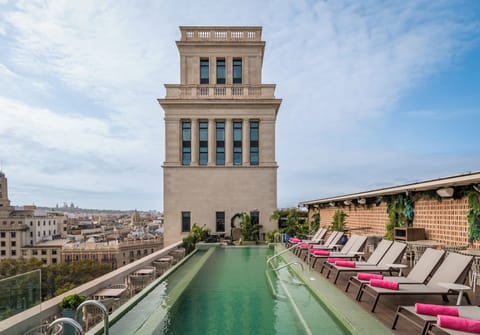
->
[[272, 261, 304, 272], [47, 318, 82, 335], [76, 300, 109, 335]]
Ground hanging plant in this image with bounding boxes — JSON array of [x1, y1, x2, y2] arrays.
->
[[466, 190, 480, 243]]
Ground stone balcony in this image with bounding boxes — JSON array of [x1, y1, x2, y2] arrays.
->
[[164, 84, 276, 100], [179, 26, 262, 42]]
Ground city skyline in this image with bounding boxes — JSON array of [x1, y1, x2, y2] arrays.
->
[[0, 1, 479, 210]]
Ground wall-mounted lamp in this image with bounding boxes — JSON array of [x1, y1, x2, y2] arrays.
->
[[329, 202, 335, 207], [473, 184, 480, 193], [436, 187, 454, 198], [344, 200, 352, 206], [357, 198, 366, 205]]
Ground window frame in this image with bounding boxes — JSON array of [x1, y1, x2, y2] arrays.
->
[[199, 121, 208, 165], [181, 211, 191, 232], [182, 121, 191, 165], [233, 58, 242, 84], [216, 121, 225, 165], [216, 58, 226, 84], [250, 120, 259, 165], [233, 121, 242, 165], [216, 211, 225, 232], [200, 58, 209, 84]]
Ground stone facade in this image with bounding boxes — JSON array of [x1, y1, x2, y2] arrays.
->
[[159, 27, 281, 245]]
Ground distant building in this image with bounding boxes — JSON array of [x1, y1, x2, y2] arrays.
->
[[0, 172, 65, 262], [61, 238, 163, 269], [159, 26, 281, 245]]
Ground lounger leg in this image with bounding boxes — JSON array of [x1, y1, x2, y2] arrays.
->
[[333, 271, 341, 284], [370, 295, 380, 312], [391, 306, 403, 329], [441, 294, 449, 303], [311, 257, 317, 269], [355, 283, 365, 301], [464, 292, 472, 305], [345, 278, 352, 292]]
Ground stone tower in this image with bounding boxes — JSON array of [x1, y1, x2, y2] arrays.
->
[[159, 26, 281, 246], [0, 172, 12, 214]]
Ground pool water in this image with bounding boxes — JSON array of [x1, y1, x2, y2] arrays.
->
[[106, 247, 349, 335]]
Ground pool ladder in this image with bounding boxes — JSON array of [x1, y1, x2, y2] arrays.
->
[[265, 244, 313, 335], [46, 300, 109, 335]]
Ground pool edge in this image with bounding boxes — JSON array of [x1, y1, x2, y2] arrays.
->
[[275, 244, 394, 335]]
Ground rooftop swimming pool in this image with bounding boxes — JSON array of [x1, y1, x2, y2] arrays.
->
[[100, 246, 351, 335]]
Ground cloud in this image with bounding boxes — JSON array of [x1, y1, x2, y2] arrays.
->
[[0, 0, 479, 210]]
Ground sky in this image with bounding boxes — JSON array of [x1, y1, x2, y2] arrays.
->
[[0, 0, 479, 211]]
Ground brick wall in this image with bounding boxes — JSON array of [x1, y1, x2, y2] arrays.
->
[[314, 196, 480, 248]]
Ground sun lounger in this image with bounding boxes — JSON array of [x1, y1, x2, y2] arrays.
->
[[346, 248, 445, 300], [321, 238, 393, 275], [292, 228, 329, 256], [297, 230, 342, 257], [393, 305, 480, 335], [309, 234, 367, 267], [359, 252, 474, 312], [288, 227, 327, 245], [327, 240, 406, 284]]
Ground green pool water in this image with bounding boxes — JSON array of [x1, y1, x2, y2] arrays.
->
[[106, 247, 349, 335]]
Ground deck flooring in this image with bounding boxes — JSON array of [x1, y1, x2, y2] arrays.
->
[[295, 249, 479, 335]]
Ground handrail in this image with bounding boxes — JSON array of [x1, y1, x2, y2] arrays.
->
[[266, 242, 299, 268], [272, 261, 304, 272], [76, 300, 109, 335], [47, 317, 82, 335]]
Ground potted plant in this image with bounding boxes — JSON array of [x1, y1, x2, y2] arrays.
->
[[59, 293, 86, 335]]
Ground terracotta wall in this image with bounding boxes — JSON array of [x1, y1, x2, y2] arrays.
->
[[313, 196, 480, 248]]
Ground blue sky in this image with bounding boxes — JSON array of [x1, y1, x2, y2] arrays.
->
[[0, 0, 479, 210]]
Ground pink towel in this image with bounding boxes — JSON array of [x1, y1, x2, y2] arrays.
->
[[299, 243, 310, 248], [312, 250, 330, 256], [335, 260, 356, 268], [289, 237, 301, 243], [357, 273, 383, 281], [369, 279, 399, 290], [437, 315, 480, 334], [327, 257, 344, 263], [415, 303, 459, 317]]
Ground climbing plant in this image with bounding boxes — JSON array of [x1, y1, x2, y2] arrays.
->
[[385, 194, 415, 240], [467, 190, 480, 243]]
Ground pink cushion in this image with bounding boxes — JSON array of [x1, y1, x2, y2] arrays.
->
[[312, 250, 330, 256], [415, 303, 459, 317], [289, 237, 301, 243], [438, 315, 480, 334], [327, 257, 344, 263], [369, 279, 399, 290], [335, 261, 355, 268], [357, 273, 383, 281], [299, 243, 310, 249]]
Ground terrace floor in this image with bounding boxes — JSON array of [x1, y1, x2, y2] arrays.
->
[[285, 246, 479, 335]]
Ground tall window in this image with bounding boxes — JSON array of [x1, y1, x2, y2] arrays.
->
[[216, 59, 225, 84], [233, 58, 242, 84], [200, 59, 209, 84], [250, 121, 259, 165], [182, 121, 191, 165], [216, 121, 225, 165], [199, 121, 208, 165], [181, 212, 191, 232], [250, 211, 259, 225], [216, 211, 225, 232], [233, 121, 242, 165]]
